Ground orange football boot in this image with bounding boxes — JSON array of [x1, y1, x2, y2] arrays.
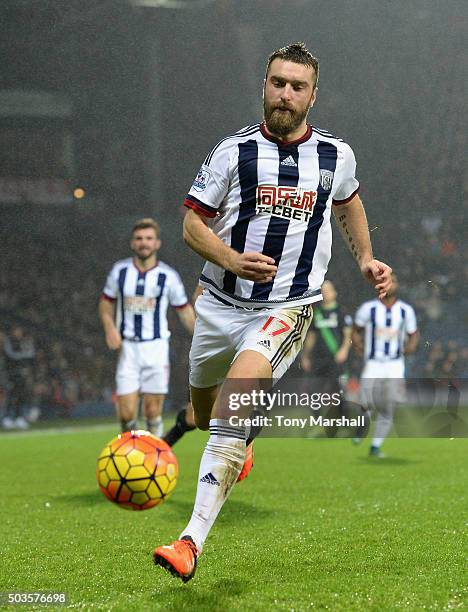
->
[[236, 442, 254, 482], [153, 536, 198, 582]]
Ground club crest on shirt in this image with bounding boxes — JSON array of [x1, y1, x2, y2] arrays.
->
[[192, 167, 212, 192], [319, 169, 334, 191]]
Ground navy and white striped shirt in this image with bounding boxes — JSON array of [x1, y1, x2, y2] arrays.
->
[[102, 259, 188, 341], [354, 299, 417, 363], [184, 122, 359, 308]]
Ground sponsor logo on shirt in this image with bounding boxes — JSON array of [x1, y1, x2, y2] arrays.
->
[[124, 296, 156, 314], [256, 185, 317, 223]]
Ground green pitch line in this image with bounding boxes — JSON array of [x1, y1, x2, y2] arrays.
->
[[0, 430, 466, 611]]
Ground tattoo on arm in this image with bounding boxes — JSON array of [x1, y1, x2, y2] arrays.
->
[[335, 210, 362, 264]]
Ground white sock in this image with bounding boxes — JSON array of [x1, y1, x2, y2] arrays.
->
[[180, 419, 246, 553], [372, 406, 394, 447], [147, 416, 163, 438]]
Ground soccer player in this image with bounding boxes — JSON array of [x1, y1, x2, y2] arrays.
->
[[162, 286, 205, 446], [99, 218, 195, 437], [352, 273, 419, 457], [153, 42, 392, 581], [300, 279, 352, 435]]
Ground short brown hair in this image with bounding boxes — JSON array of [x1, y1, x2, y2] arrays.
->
[[266, 42, 319, 89], [132, 217, 160, 238]]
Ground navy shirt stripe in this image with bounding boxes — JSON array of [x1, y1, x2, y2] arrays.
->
[[369, 306, 377, 359], [396, 306, 406, 358], [133, 271, 146, 340], [222, 140, 259, 294], [289, 141, 338, 298], [251, 144, 300, 300], [118, 267, 128, 337], [384, 307, 392, 356], [153, 273, 167, 339]]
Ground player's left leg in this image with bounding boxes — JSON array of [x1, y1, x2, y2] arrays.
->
[[369, 379, 401, 457], [143, 393, 165, 437], [369, 404, 394, 457]]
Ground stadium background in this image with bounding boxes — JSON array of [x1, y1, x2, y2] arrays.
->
[[0, 0, 466, 424]]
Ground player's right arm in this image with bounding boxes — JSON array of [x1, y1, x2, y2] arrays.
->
[[351, 302, 368, 357], [351, 325, 364, 357], [183, 209, 277, 283], [183, 138, 277, 283], [99, 297, 122, 350], [99, 266, 122, 350]]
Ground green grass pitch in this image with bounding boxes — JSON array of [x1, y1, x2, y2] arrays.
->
[[0, 425, 466, 611]]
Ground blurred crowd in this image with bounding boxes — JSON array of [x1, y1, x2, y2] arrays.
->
[[0, 229, 115, 428]]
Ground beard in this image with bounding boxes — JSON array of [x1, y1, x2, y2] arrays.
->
[[133, 247, 155, 262], [263, 99, 310, 138]]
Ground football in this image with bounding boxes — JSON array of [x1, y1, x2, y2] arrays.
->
[[96, 430, 178, 510]]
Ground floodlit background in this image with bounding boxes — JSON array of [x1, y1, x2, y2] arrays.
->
[[0, 0, 466, 423]]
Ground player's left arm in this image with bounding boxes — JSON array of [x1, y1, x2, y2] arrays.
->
[[332, 194, 392, 299], [403, 306, 419, 355], [175, 304, 196, 335], [403, 330, 420, 355]]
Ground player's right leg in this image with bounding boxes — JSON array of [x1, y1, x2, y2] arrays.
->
[[153, 292, 241, 581], [115, 340, 141, 431], [153, 349, 271, 581], [117, 392, 140, 431]]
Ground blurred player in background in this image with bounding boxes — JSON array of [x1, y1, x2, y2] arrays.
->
[[352, 273, 419, 457], [300, 279, 352, 435], [2, 324, 35, 430], [162, 285, 205, 446], [99, 218, 195, 437], [153, 42, 392, 581]]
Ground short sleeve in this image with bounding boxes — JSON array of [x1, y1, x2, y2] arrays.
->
[[102, 267, 118, 300], [354, 303, 368, 327], [332, 143, 360, 205], [405, 305, 418, 335], [168, 270, 189, 308], [184, 139, 231, 218], [343, 314, 353, 327]]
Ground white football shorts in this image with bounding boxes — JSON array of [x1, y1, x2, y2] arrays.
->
[[359, 359, 406, 409], [116, 338, 169, 396], [189, 291, 313, 388]]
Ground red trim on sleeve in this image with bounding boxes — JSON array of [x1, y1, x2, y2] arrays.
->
[[332, 186, 360, 206], [407, 330, 418, 336], [174, 302, 190, 310], [184, 195, 217, 218], [101, 293, 116, 302]]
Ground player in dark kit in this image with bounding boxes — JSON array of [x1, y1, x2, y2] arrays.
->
[[300, 280, 352, 435], [301, 279, 352, 379]]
